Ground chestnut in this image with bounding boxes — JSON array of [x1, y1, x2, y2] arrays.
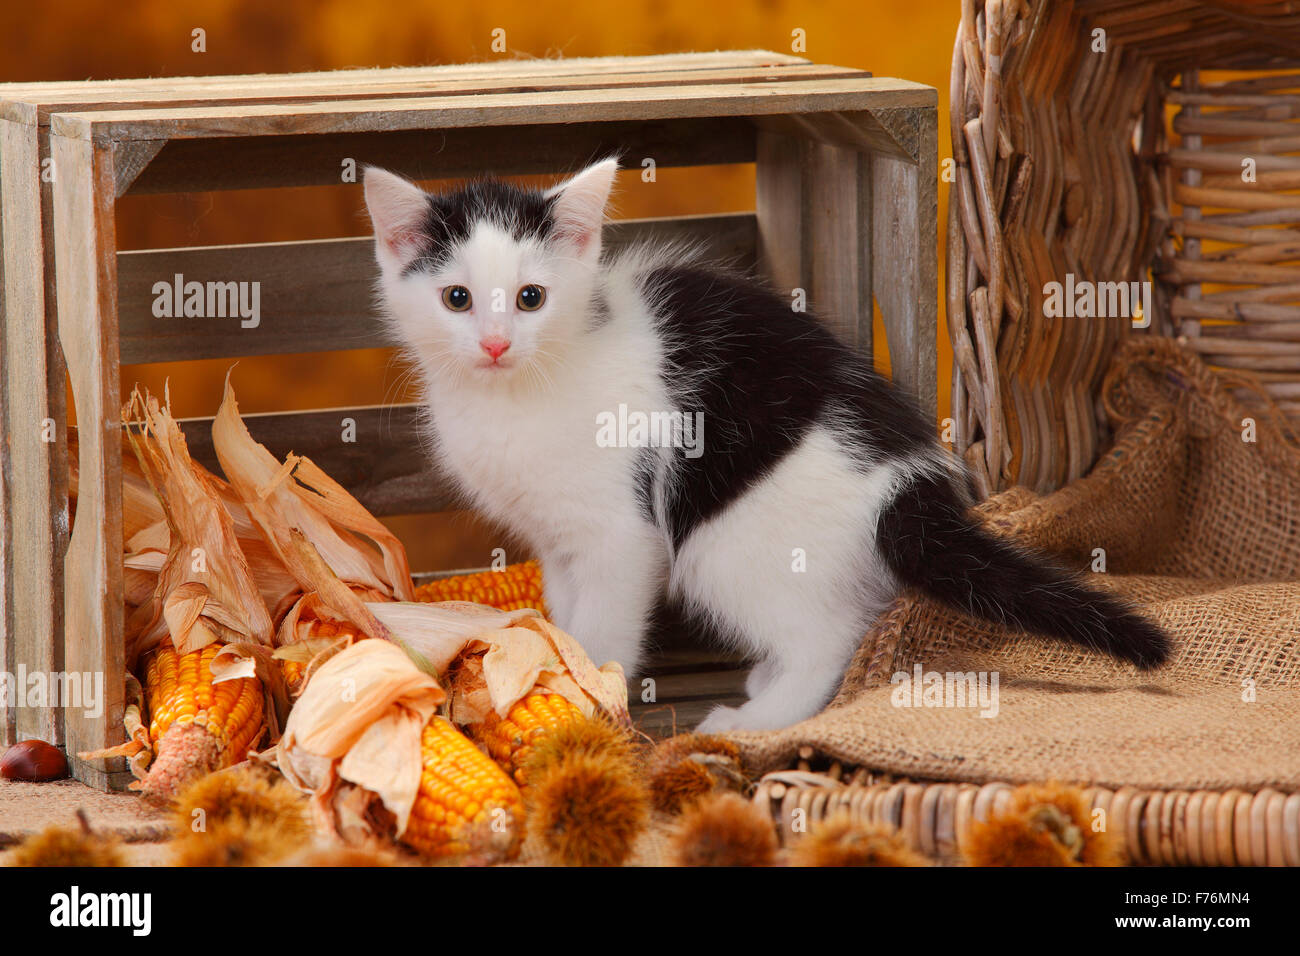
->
[[0, 739, 69, 781]]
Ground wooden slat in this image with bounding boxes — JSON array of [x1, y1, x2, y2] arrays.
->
[[808, 143, 874, 354], [52, 78, 937, 143], [5, 63, 864, 127], [635, 666, 750, 702], [116, 213, 758, 363], [0, 393, 7, 746], [0, 51, 811, 102], [636, 644, 748, 672], [177, 403, 450, 517], [129, 116, 758, 194], [1, 118, 66, 746], [753, 108, 920, 163], [872, 106, 939, 419], [0, 125, 12, 746], [755, 129, 805, 297], [52, 133, 129, 789], [0, 146, 8, 745], [755, 129, 874, 356]]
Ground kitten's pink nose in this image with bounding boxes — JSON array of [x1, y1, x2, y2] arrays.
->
[[479, 337, 511, 362]]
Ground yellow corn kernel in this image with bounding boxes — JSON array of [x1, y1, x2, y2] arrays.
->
[[280, 618, 362, 690], [413, 561, 548, 616], [402, 716, 523, 861], [143, 640, 265, 773], [476, 692, 587, 785]]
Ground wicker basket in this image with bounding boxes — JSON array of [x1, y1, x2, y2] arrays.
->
[[948, 0, 1300, 497], [753, 761, 1300, 866]]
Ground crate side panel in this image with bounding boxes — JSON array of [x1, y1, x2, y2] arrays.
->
[[116, 212, 757, 362], [871, 106, 939, 419], [1, 118, 64, 745], [807, 143, 874, 354], [51, 133, 127, 787]]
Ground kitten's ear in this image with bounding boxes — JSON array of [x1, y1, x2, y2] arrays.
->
[[364, 166, 429, 266], [545, 158, 618, 260]]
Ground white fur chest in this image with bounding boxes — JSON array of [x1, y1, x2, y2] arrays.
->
[[423, 347, 660, 551]]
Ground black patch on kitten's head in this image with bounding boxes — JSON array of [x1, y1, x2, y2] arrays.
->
[[404, 179, 556, 274], [588, 292, 612, 331]]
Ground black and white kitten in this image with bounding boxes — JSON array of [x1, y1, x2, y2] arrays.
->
[[363, 158, 1170, 732]]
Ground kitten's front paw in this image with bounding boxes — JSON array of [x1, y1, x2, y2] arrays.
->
[[695, 704, 744, 734]]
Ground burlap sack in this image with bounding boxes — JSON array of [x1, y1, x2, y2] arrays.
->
[[733, 338, 1300, 791]]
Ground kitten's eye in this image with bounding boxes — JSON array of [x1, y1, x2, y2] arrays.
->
[[516, 284, 546, 312], [441, 285, 472, 312]]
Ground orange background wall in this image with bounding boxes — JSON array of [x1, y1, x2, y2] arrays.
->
[[4, 0, 960, 571]]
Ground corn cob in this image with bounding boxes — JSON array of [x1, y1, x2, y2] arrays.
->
[[402, 716, 523, 861], [280, 656, 305, 691], [413, 561, 548, 616], [139, 640, 264, 800], [476, 692, 587, 785], [279, 618, 362, 691]]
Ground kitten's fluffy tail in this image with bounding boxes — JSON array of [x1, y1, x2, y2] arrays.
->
[[877, 470, 1171, 669]]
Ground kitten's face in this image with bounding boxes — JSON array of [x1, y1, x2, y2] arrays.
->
[[364, 160, 617, 385]]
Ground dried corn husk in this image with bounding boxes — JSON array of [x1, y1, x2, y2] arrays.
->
[[120, 387, 274, 664], [365, 601, 542, 672], [211, 374, 420, 681], [274, 592, 358, 661], [365, 601, 630, 728], [210, 641, 295, 733], [211, 375, 413, 605], [276, 640, 445, 842], [261, 530, 400, 697]]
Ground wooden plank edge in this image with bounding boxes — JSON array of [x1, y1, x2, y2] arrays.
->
[[0, 51, 813, 100], [51, 78, 939, 142], [4, 63, 869, 126], [67, 755, 133, 792], [127, 115, 759, 194]]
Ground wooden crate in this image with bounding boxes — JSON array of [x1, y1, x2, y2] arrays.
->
[[0, 52, 937, 788], [0, 51, 814, 756]]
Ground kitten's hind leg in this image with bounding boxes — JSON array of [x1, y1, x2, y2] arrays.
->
[[744, 656, 778, 697], [698, 644, 857, 733], [694, 576, 883, 733]]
